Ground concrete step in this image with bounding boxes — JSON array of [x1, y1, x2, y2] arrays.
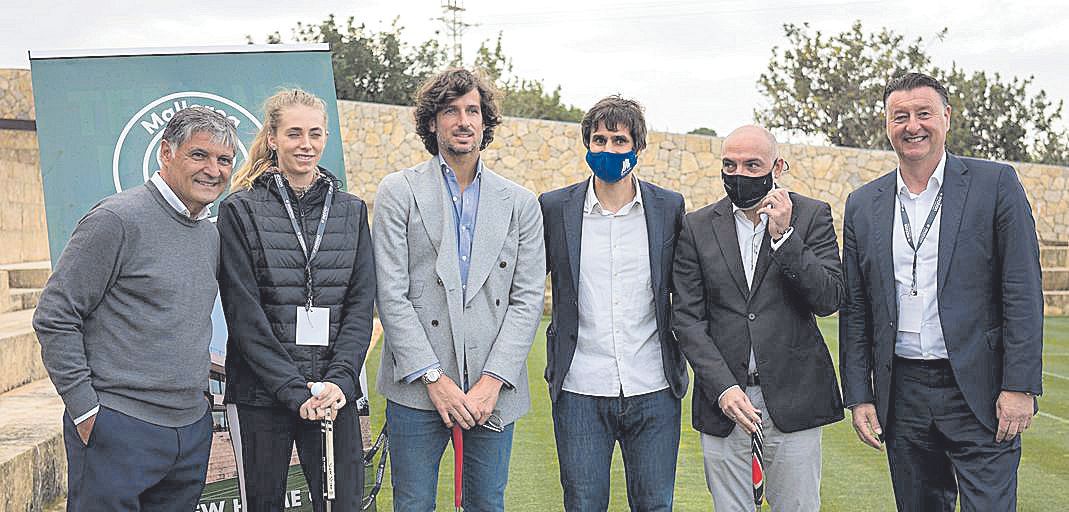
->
[[8, 288, 42, 312], [1045, 291, 1069, 316], [1044, 268, 1069, 292], [0, 378, 67, 512], [0, 261, 51, 290], [1042, 245, 1068, 268], [0, 308, 46, 395]]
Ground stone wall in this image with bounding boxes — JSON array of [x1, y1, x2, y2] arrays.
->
[[0, 70, 49, 265], [2, 70, 1068, 268], [339, 100, 1069, 244], [0, 129, 49, 265], [0, 69, 34, 120]]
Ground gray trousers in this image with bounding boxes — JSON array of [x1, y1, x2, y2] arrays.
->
[[700, 385, 822, 512]]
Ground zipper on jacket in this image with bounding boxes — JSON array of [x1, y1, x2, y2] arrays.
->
[[295, 194, 322, 380]]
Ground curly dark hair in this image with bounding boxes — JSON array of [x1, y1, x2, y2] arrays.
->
[[413, 68, 502, 156], [581, 95, 648, 152]]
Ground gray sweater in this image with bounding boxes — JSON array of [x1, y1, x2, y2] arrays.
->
[[33, 182, 218, 427]]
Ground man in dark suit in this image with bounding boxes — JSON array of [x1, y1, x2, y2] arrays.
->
[[672, 124, 844, 511], [540, 96, 688, 511], [839, 72, 1044, 510]]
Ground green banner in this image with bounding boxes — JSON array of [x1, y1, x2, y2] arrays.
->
[[30, 44, 345, 264], [29, 45, 350, 510]]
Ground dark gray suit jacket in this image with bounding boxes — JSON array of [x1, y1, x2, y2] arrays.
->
[[672, 193, 845, 437], [839, 153, 1044, 432], [539, 178, 689, 403]]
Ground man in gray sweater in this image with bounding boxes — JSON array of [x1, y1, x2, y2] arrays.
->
[[33, 107, 237, 511]]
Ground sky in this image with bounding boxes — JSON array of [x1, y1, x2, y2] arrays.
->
[[3, 0, 1067, 140]]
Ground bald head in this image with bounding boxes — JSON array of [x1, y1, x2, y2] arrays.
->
[[721, 124, 784, 178], [723, 125, 778, 160]]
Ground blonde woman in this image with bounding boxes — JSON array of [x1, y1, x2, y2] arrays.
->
[[217, 89, 374, 511]]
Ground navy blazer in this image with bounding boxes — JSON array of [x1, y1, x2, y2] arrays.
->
[[839, 153, 1044, 432], [539, 178, 689, 403]]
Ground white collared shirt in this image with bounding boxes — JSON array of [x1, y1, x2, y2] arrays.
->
[[893, 151, 948, 359], [730, 206, 796, 375], [716, 204, 792, 402], [150, 172, 211, 221], [563, 175, 669, 397]]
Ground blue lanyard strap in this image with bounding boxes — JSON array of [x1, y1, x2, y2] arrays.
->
[[274, 173, 333, 308]]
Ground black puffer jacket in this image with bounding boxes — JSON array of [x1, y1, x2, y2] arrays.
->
[[218, 168, 375, 413]]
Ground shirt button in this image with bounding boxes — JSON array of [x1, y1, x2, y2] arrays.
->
[[748, 313, 756, 321], [452, 196, 458, 202], [461, 256, 467, 261]]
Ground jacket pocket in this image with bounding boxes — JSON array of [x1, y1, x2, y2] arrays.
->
[[985, 326, 1003, 351], [408, 281, 424, 302]]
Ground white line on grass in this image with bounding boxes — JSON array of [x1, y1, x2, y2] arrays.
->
[[1043, 371, 1069, 381], [1038, 412, 1069, 425]]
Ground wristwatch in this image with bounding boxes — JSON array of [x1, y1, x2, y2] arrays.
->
[[421, 367, 443, 385]]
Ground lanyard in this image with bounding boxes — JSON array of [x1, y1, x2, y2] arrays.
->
[[274, 173, 333, 309], [899, 188, 943, 295]]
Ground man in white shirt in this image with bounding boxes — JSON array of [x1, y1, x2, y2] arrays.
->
[[540, 96, 688, 511], [840, 72, 1043, 510], [672, 125, 844, 511]]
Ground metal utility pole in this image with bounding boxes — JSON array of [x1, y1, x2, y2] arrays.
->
[[436, 0, 477, 65]]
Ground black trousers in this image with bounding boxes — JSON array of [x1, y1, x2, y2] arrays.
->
[[887, 357, 1021, 512], [235, 403, 364, 512]]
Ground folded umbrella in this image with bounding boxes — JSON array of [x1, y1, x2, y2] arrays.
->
[[752, 417, 766, 512]]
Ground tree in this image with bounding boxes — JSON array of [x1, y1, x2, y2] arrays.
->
[[688, 127, 718, 137], [756, 21, 933, 149], [474, 34, 584, 123], [251, 15, 446, 106], [252, 19, 585, 124], [756, 21, 1069, 165], [942, 65, 1069, 165]]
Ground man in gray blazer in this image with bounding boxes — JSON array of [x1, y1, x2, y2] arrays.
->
[[372, 68, 546, 511]]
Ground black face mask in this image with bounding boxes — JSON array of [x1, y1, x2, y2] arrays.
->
[[721, 168, 775, 210]]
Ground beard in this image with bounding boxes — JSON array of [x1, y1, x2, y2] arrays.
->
[[438, 130, 482, 156]]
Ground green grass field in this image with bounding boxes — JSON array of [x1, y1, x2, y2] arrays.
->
[[363, 317, 1069, 511]]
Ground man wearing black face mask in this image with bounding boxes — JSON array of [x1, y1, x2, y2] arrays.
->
[[672, 125, 844, 511], [539, 96, 688, 511]]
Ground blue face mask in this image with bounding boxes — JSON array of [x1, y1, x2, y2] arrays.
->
[[586, 150, 638, 183]]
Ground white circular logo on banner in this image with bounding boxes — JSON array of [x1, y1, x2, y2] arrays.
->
[[112, 91, 262, 218]]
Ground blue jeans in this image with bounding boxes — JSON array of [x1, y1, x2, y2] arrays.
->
[[386, 400, 514, 511], [551, 388, 681, 512]]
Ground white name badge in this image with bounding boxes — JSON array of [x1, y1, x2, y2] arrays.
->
[[296, 306, 330, 346], [898, 293, 924, 333]]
